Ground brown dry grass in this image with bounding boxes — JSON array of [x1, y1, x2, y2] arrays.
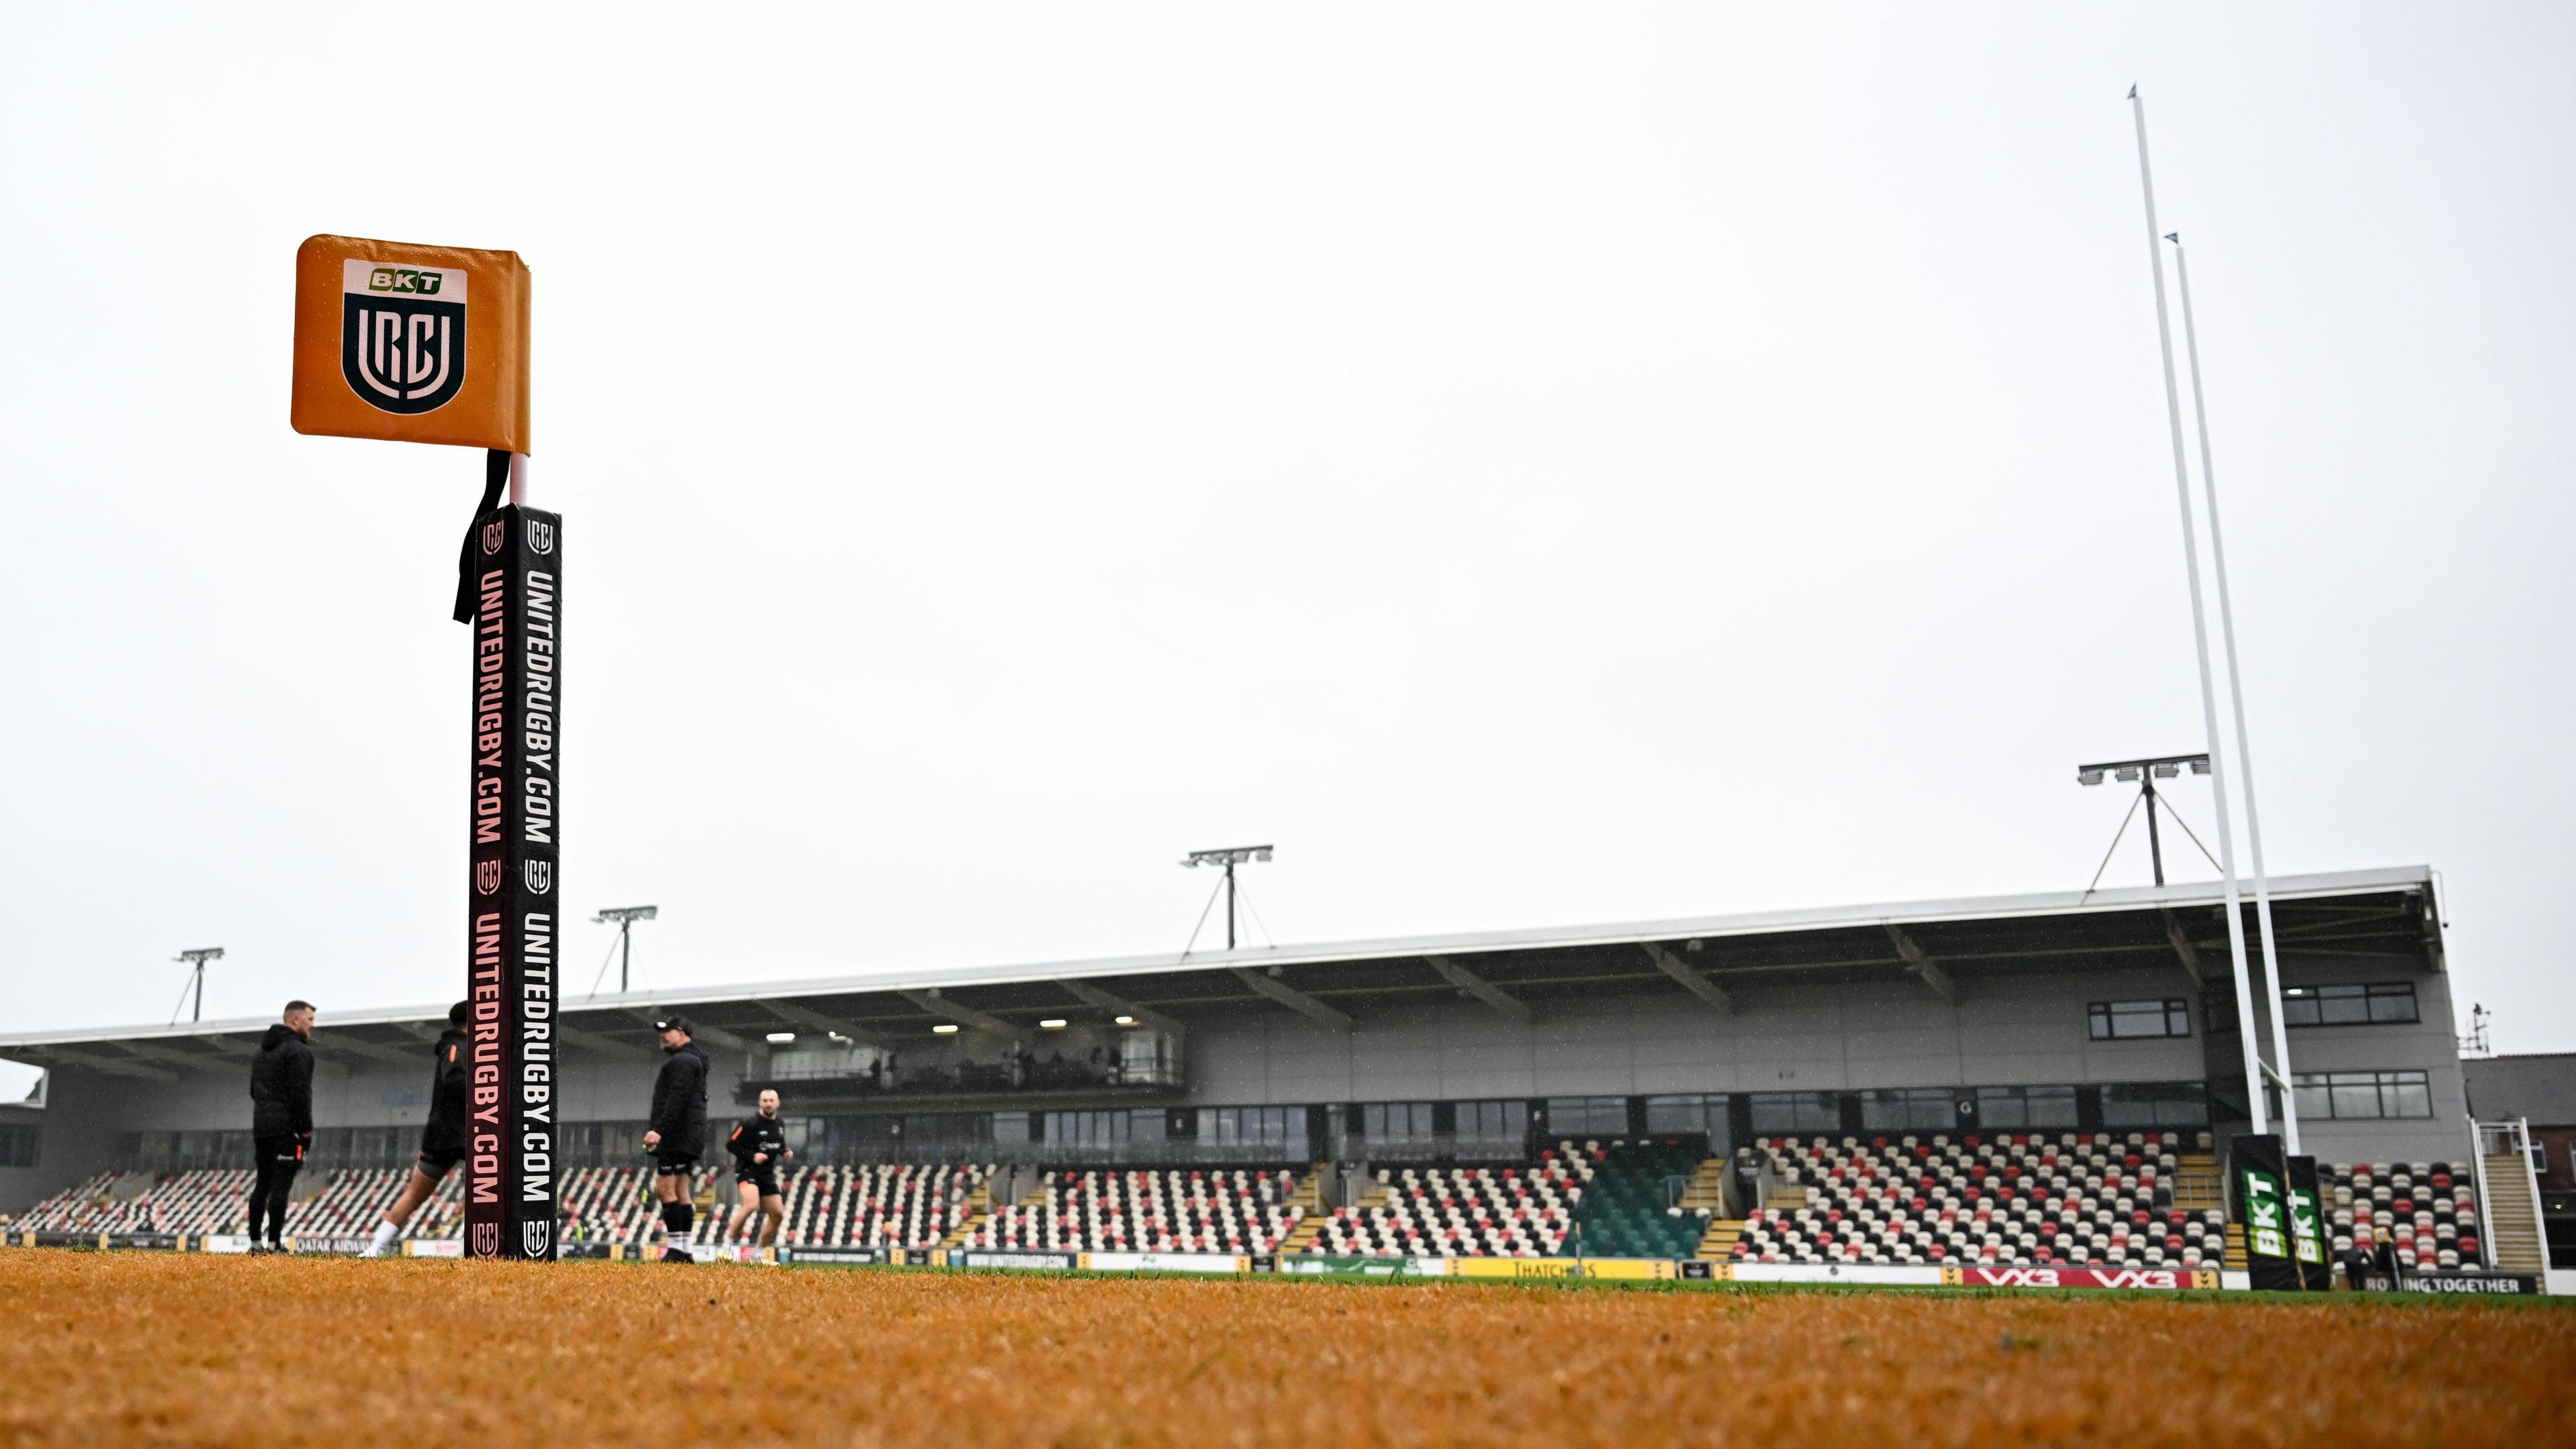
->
[[1, 1251, 2571, 1448]]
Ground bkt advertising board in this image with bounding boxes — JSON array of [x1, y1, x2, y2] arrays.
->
[[462, 507, 563, 1260]]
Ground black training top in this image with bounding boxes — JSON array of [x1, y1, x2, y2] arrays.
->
[[728, 1112, 790, 1173], [420, 1026, 474, 1155], [249, 1022, 315, 1139], [649, 1040, 710, 1155]]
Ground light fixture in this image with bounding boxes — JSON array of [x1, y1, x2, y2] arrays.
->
[[2074, 752, 2215, 888], [930, 1023, 960, 1035], [765, 1032, 796, 1044], [1180, 845, 1275, 953], [1114, 1015, 1137, 1026], [826, 1031, 851, 1042], [1039, 1018, 1068, 1030]]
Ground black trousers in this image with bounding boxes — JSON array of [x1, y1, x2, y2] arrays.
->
[[248, 1134, 303, 1242]]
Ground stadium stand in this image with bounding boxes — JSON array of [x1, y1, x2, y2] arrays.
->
[[1731, 1130, 2228, 1269], [764, 1163, 988, 1249], [560, 1165, 663, 1246], [1560, 1139, 1711, 1258], [1311, 1162, 1570, 1258], [964, 1167, 1301, 1254], [2327, 1160, 2480, 1271]]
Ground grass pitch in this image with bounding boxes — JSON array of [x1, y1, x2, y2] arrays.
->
[[2, 1252, 2571, 1447]]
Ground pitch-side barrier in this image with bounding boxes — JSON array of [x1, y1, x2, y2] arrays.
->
[[11, 1234, 2548, 1292]]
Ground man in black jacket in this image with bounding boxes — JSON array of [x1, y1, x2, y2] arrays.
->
[[246, 1000, 316, 1252], [362, 1001, 475, 1258], [722, 1087, 794, 1253], [643, 1016, 710, 1262]]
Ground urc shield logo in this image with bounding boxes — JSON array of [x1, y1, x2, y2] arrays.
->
[[341, 260, 466, 415]]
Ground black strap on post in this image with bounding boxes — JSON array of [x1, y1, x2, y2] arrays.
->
[[453, 449, 511, 623]]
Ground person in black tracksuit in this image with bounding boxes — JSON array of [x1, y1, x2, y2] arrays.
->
[[643, 1016, 710, 1262], [362, 1000, 476, 1258], [246, 1001, 317, 1252], [723, 1088, 794, 1252]]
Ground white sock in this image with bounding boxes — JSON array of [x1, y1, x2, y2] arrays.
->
[[671, 1230, 693, 1252], [366, 1221, 400, 1257]]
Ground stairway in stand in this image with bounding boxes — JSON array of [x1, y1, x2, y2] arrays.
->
[[1696, 1219, 1744, 1260], [2481, 1153, 2548, 1273], [2171, 1155, 2226, 1214], [936, 1179, 998, 1250], [1275, 1167, 1329, 1254]]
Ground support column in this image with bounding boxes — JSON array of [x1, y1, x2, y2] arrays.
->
[[464, 503, 563, 1260]]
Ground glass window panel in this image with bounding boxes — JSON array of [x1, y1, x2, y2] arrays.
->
[[2328, 1075, 2384, 1120], [2293, 1077, 2332, 1122], [2094, 1000, 2189, 1040], [2367, 985, 2420, 1024], [2314, 985, 2369, 1026], [2281, 989, 2320, 1027], [2383, 1073, 2433, 1119], [1748, 1092, 1838, 1136]]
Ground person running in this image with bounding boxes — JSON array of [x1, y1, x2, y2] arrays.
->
[[643, 1016, 709, 1263], [246, 1000, 316, 1254], [723, 1088, 794, 1253], [361, 1001, 474, 1258]]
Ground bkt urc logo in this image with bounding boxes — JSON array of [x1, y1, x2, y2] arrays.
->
[[340, 260, 466, 415]]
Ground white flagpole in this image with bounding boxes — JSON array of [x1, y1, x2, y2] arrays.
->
[[508, 452, 530, 506], [2129, 87, 2267, 1136], [2171, 237, 2301, 1154]]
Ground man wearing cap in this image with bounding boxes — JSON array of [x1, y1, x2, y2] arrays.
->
[[643, 1016, 710, 1262]]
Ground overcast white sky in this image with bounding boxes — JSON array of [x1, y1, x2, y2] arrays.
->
[[3, 6, 2571, 1075]]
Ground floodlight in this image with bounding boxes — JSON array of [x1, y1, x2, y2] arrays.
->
[[1114, 1015, 1137, 1026], [1181, 845, 1275, 951], [930, 1023, 960, 1035], [2073, 753, 2214, 889], [765, 1032, 796, 1044], [589, 906, 660, 996], [1039, 1018, 1069, 1030]]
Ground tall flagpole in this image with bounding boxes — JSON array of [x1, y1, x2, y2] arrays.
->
[[2129, 87, 2268, 1135], [2171, 237, 2301, 1153]]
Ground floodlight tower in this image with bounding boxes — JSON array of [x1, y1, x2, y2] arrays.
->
[[2076, 753, 2210, 886], [174, 947, 225, 1024], [591, 906, 659, 994], [1181, 846, 1272, 951]]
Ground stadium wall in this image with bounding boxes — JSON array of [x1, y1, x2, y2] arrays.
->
[[0, 938, 2469, 1212]]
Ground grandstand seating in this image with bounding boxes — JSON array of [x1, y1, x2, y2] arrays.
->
[[560, 1165, 663, 1246], [2326, 1161, 2480, 1271], [15, 1143, 2482, 1273], [1732, 1131, 2224, 1269], [766, 1163, 985, 1249], [964, 1168, 1301, 1254], [1310, 1153, 1585, 1258], [1560, 1139, 1709, 1258]]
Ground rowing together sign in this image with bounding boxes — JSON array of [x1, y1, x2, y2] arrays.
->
[[290, 234, 531, 453]]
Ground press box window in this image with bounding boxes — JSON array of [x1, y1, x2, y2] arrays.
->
[[2090, 999, 2192, 1040], [1748, 1092, 1840, 1136], [1860, 1089, 1957, 1132], [1974, 1085, 2080, 1130], [2282, 982, 2419, 1026], [2292, 1069, 2434, 1121]]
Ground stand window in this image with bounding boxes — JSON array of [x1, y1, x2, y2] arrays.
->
[[2292, 1070, 2433, 1121], [2089, 999, 2191, 1040]]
